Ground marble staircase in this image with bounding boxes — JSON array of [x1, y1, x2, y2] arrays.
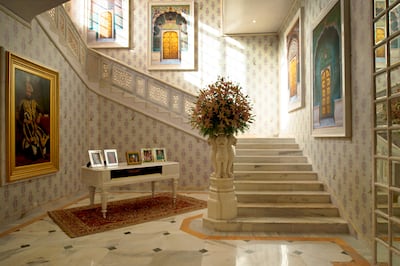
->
[[204, 137, 349, 233], [36, 8, 350, 234]]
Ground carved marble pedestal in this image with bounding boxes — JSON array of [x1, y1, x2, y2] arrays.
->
[[204, 176, 237, 220], [203, 134, 238, 230]]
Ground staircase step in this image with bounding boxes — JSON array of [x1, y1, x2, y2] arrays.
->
[[236, 191, 332, 203], [207, 137, 349, 234], [203, 216, 349, 233], [234, 180, 325, 191], [234, 163, 312, 171], [237, 202, 340, 217], [235, 171, 318, 180], [235, 149, 304, 156], [234, 155, 308, 163], [236, 143, 299, 150]]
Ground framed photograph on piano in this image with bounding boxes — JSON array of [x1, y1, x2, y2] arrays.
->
[[153, 148, 166, 162], [88, 150, 104, 167], [141, 148, 154, 163], [126, 151, 141, 165], [104, 149, 118, 167]]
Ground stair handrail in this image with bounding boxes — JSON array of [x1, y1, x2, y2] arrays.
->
[[36, 6, 202, 138]]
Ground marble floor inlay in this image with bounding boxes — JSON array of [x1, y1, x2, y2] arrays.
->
[[0, 192, 373, 266]]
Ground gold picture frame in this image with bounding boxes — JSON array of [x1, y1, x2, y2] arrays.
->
[[126, 151, 141, 165], [6, 52, 59, 182]]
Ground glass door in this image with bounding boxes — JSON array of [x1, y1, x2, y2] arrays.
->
[[373, 0, 400, 265]]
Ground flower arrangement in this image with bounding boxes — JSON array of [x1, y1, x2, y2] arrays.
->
[[190, 76, 254, 137]]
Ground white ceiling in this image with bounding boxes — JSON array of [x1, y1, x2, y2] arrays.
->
[[0, 0, 294, 35], [222, 0, 295, 35]]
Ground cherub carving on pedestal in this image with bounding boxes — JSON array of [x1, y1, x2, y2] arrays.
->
[[208, 136, 217, 177], [208, 135, 237, 178], [215, 135, 228, 178], [226, 135, 237, 178]]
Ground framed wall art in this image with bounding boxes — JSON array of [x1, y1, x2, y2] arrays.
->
[[153, 147, 167, 162], [104, 149, 118, 167], [141, 148, 154, 163], [88, 150, 104, 167], [126, 151, 141, 165], [285, 7, 304, 112], [311, 0, 351, 137], [6, 52, 59, 182], [148, 1, 195, 70], [86, 0, 131, 48]]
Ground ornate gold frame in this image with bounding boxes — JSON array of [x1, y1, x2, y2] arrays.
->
[[6, 52, 59, 182], [126, 151, 141, 165]]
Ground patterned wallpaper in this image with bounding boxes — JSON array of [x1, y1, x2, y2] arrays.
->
[[0, 0, 280, 225], [0, 0, 374, 248], [86, 91, 212, 191], [0, 10, 88, 224], [279, 0, 373, 245], [85, 0, 374, 244], [95, 0, 280, 137]]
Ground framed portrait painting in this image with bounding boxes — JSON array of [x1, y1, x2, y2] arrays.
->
[[311, 0, 351, 137], [148, 1, 195, 70], [6, 52, 59, 182], [285, 8, 304, 112]]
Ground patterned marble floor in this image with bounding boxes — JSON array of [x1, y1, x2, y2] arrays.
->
[[0, 192, 373, 266]]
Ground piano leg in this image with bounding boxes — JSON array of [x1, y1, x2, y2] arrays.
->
[[88, 186, 96, 205], [101, 189, 108, 218], [151, 181, 155, 197], [172, 178, 178, 207]]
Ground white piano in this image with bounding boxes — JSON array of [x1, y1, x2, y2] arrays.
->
[[81, 161, 179, 218]]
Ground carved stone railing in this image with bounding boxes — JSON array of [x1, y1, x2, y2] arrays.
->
[[37, 6, 201, 138]]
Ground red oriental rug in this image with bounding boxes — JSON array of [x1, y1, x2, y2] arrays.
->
[[48, 193, 206, 238]]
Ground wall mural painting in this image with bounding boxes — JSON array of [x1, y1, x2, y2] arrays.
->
[[6, 51, 59, 182], [148, 1, 195, 70], [312, 0, 351, 137], [285, 8, 304, 112], [86, 0, 131, 48]]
